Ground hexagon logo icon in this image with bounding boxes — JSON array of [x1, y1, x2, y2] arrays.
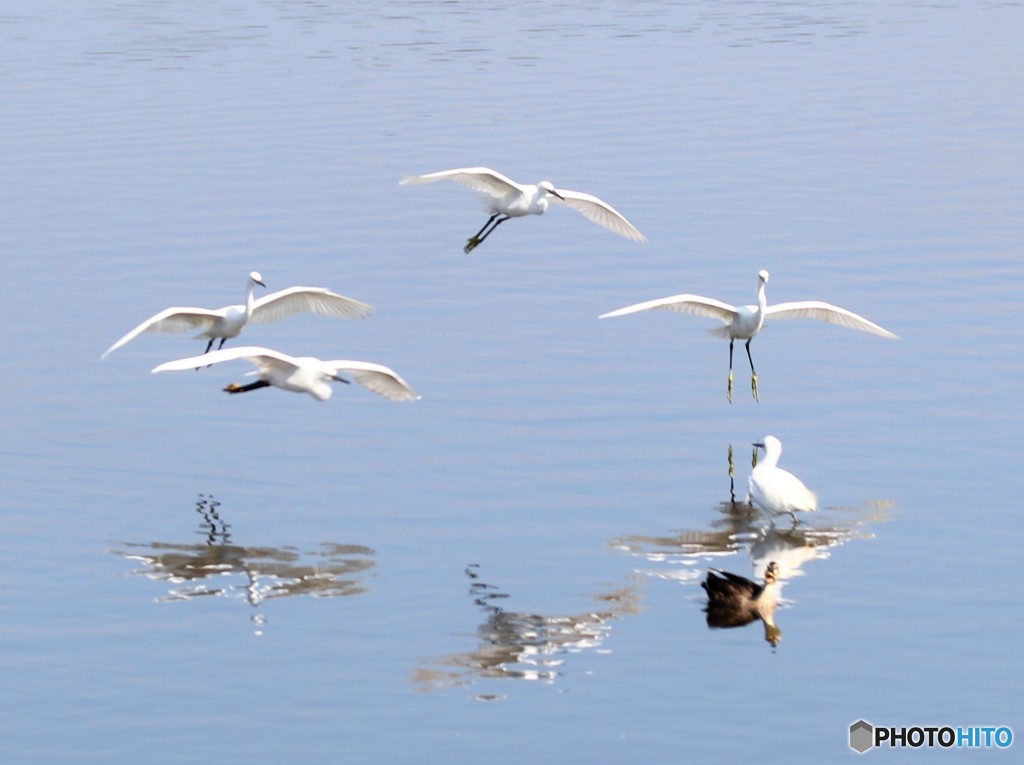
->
[[850, 719, 874, 754]]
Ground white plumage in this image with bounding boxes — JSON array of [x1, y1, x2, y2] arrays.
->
[[748, 436, 817, 523], [102, 272, 373, 358], [152, 346, 419, 402], [400, 166, 646, 252], [600, 269, 897, 401]]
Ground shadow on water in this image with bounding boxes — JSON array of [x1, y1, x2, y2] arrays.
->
[[110, 494, 376, 634], [412, 564, 644, 699], [612, 445, 893, 649]]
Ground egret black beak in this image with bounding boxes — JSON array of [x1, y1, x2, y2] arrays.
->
[[752, 441, 765, 449], [550, 188, 565, 201], [331, 374, 351, 385]]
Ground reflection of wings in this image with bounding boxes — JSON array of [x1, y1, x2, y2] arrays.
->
[[112, 540, 376, 602], [412, 566, 643, 692]]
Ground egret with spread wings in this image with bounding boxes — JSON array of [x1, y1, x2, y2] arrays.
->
[[102, 272, 373, 359], [400, 166, 646, 253], [152, 346, 419, 402], [600, 270, 897, 401]]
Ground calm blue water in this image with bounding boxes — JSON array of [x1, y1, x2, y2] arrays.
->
[[1, 1, 1022, 762]]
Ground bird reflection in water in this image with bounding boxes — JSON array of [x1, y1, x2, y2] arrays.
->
[[703, 561, 781, 647], [612, 445, 891, 648], [412, 564, 643, 696], [111, 494, 375, 634]]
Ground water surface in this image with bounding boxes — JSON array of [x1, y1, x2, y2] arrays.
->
[[1, 2, 1022, 762]]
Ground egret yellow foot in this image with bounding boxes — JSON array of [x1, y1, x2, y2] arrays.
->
[[464, 237, 482, 254], [727, 370, 734, 403], [751, 373, 759, 402], [224, 383, 242, 394]]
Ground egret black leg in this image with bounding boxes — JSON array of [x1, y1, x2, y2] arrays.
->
[[224, 380, 270, 395], [472, 213, 499, 240], [197, 337, 217, 371], [727, 338, 735, 403], [464, 215, 509, 253], [745, 339, 759, 401]]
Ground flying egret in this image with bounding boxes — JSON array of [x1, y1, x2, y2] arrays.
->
[[399, 166, 646, 253], [102, 272, 373, 359], [748, 436, 817, 524], [152, 346, 419, 402], [702, 561, 781, 646], [599, 269, 897, 401]]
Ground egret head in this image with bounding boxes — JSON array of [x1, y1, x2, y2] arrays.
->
[[539, 180, 564, 200], [753, 435, 781, 454], [758, 269, 770, 284], [249, 271, 266, 288]]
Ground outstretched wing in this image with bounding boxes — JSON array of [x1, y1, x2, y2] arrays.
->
[[102, 307, 224, 358], [399, 167, 521, 199], [323, 360, 420, 402], [600, 294, 738, 324], [764, 301, 898, 339], [549, 188, 646, 242], [151, 345, 298, 375], [250, 287, 373, 324]]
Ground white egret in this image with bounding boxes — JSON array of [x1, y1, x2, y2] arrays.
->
[[399, 166, 646, 253], [748, 436, 817, 524], [102, 272, 373, 359], [152, 346, 419, 402], [599, 269, 897, 401]]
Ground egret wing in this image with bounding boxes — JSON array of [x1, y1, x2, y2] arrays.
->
[[399, 167, 521, 198], [600, 294, 738, 324], [764, 301, 898, 339], [325, 360, 420, 402], [250, 287, 373, 324], [152, 346, 298, 374], [102, 307, 223, 358], [549, 188, 646, 242]]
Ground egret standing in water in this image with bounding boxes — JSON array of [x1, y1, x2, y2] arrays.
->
[[102, 272, 373, 359], [599, 269, 897, 401], [399, 166, 646, 253], [748, 436, 817, 524], [152, 346, 419, 402]]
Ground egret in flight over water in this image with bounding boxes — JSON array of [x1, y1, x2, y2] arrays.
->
[[152, 346, 420, 402], [748, 436, 817, 524], [399, 166, 646, 253], [599, 269, 897, 401], [102, 272, 373, 359]]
